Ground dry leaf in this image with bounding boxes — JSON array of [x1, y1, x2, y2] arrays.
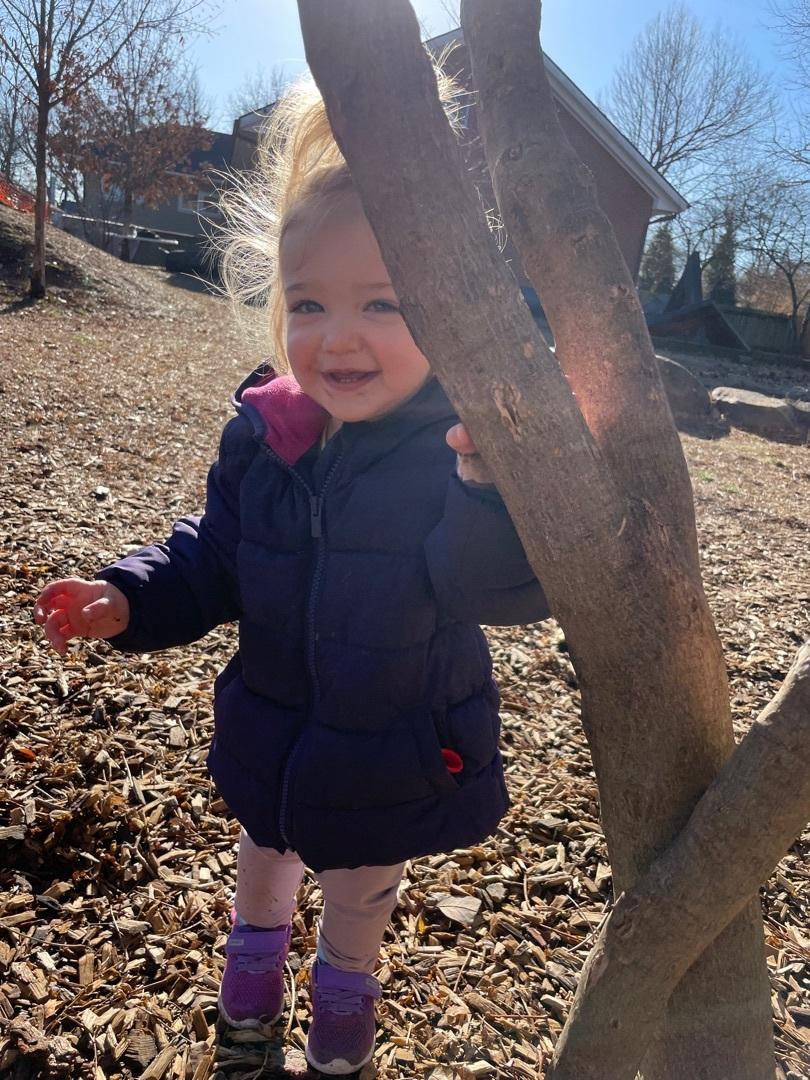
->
[[436, 894, 482, 927]]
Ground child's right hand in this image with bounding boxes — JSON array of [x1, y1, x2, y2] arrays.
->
[[33, 579, 130, 655]]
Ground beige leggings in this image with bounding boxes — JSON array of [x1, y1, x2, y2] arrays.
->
[[235, 829, 405, 973]]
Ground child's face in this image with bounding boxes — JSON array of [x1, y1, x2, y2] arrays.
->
[[281, 204, 431, 423]]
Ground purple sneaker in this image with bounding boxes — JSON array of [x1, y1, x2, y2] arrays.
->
[[305, 961, 381, 1075], [218, 923, 291, 1029]]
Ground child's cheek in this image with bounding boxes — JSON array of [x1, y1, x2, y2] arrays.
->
[[285, 326, 310, 363]]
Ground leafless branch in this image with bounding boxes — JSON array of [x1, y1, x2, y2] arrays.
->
[[224, 64, 291, 121], [601, 3, 775, 198]]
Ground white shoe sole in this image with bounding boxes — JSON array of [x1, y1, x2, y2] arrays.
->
[[305, 1044, 374, 1075], [217, 994, 284, 1030]]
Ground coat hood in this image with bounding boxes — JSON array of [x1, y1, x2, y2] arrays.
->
[[234, 367, 455, 467]]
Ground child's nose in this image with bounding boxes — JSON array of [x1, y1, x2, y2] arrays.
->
[[322, 317, 360, 353]]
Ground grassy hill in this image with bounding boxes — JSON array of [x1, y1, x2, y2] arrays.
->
[[0, 203, 209, 314]]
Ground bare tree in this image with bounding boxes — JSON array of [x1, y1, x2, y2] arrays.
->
[[772, 0, 810, 88], [0, 0, 210, 299], [601, 3, 775, 200], [771, 0, 810, 175], [738, 259, 810, 324], [741, 179, 810, 346], [225, 64, 291, 121], [669, 164, 810, 354], [0, 42, 34, 183], [668, 182, 740, 266], [50, 30, 210, 258]]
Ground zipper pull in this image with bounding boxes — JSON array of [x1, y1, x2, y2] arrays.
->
[[310, 495, 323, 538]]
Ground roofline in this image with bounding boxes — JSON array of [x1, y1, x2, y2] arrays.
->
[[648, 300, 750, 350], [427, 28, 688, 216], [235, 105, 275, 127], [542, 55, 687, 215]]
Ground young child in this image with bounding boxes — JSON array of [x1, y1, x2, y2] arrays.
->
[[34, 79, 549, 1075]]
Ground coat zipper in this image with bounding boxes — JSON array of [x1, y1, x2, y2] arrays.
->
[[259, 442, 345, 847]]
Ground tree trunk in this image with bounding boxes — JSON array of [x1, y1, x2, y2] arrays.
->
[[799, 305, 810, 359], [121, 188, 134, 262], [788, 275, 802, 347], [460, 5, 773, 1076], [296, 2, 775, 1077], [2, 88, 19, 179], [30, 88, 50, 300], [548, 642, 810, 1079]]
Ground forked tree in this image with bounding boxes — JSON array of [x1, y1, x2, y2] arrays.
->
[[296, 1, 810, 1078]]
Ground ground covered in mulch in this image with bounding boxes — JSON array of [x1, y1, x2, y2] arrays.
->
[[0, 218, 808, 1079]]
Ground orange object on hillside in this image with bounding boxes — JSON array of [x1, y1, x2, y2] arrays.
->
[[0, 173, 46, 218]]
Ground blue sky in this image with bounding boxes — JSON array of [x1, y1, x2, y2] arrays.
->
[[192, 1, 792, 131]]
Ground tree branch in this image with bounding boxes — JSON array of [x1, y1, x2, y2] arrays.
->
[[461, 0, 699, 574], [0, 10, 40, 85], [549, 643, 810, 1080]]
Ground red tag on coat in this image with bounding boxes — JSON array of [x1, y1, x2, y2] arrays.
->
[[441, 748, 463, 774]]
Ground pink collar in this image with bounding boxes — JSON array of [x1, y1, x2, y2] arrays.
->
[[241, 374, 327, 465]]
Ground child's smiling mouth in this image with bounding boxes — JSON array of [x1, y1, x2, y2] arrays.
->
[[323, 370, 379, 388]]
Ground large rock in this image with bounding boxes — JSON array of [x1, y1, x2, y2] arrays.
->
[[654, 354, 720, 434], [710, 386, 807, 443], [791, 399, 810, 436], [655, 355, 713, 423]]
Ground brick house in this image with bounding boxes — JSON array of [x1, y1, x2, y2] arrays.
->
[[230, 29, 686, 294]]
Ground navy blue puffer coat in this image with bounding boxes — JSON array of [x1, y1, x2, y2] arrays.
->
[[97, 371, 549, 870]]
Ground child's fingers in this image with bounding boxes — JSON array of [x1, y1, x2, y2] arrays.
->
[[446, 423, 479, 457], [34, 579, 86, 622], [34, 591, 71, 623], [34, 583, 62, 613], [34, 589, 66, 623], [456, 454, 495, 486], [43, 609, 71, 655]]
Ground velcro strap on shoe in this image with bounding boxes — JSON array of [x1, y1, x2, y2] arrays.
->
[[315, 963, 381, 1000], [225, 926, 291, 959]]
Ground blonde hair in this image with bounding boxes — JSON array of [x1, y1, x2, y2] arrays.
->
[[212, 59, 467, 369]]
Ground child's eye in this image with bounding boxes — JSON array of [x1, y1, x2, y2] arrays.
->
[[288, 299, 323, 314], [366, 299, 401, 314]]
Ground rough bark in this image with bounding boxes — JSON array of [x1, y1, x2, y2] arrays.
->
[[461, 4, 774, 1075], [462, 0, 697, 566], [31, 88, 49, 300], [800, 306, 810, 359], [296, 1, 774, 1077], [548, 643, 810, 1079]]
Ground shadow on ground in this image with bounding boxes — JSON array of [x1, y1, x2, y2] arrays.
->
[[161, 270, 218, 295], [215, 1019, 366, 1078]]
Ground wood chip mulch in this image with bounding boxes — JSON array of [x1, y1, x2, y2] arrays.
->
[[0, 250, 808, 1078]]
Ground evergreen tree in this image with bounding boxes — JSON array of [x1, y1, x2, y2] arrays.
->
[[705, 213, 737, 305], [638, 222, 675, 294]]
